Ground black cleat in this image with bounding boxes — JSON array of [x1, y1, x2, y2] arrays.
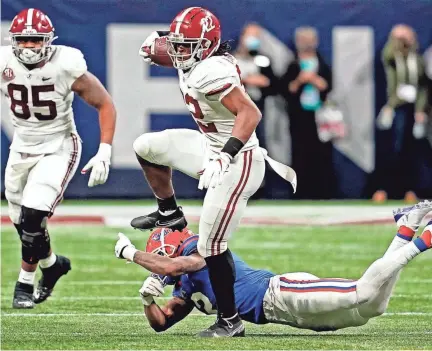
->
[[130, 207, 187, 231], [198, 315, 245, 337], [12, 282, 35, 309], [34, 255, 71, 304]]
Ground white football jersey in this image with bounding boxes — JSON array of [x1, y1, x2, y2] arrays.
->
[[0, 45, 87, 154], [178, 54, 259, 152]]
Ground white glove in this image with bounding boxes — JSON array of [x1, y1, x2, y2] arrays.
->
[[376, 106, 395, 130], [139, 276, 165, 306], [138, 31, 161, 65], [81, 143, 111, 187], [115, 233, 137, 261], [198, 152, 232, 190]]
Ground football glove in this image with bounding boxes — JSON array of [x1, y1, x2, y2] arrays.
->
[[198, 152, 232, 190], [115, 233, 137, 261], [81, 143, 111, 187], [139, 276, 165, 306]]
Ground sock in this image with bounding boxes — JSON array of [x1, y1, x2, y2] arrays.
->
[[39, 253, 57, 269], [384, 226, 415, 256], [18, 269, 36, 286], [413, 229, 432, 252], [357, 241, 421, 303], [205, 249, 238, 319], [156, 194, 177, 216]]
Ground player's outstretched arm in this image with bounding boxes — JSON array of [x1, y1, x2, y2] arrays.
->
[[72, 72, 117, 187], [115, 233, 206, 276], [144, 296, 194, 332], [72, 71, 116, 145], [134, 251, 205, 276], [221, 86, 262, 144]]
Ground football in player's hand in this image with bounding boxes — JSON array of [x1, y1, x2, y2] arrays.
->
[[141, 36, 173, 68]]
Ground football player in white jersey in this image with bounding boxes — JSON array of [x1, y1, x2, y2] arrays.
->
[[1, 8, 116, 309], [131, 7, 295, 337]]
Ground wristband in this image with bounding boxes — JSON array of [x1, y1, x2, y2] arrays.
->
[[122, 246, 137, 261], [221, 137, 244, 158]]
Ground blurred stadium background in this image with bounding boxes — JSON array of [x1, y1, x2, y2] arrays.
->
[[1, 1, 432, 350], [1, 0, 432, 201]]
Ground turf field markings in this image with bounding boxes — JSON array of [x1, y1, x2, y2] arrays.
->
[[3, 312, 432, 317], [3, 294, 431, 301]]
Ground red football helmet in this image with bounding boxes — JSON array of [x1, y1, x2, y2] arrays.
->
[[146, 227, 194, 257], [167, 7, 221, 70], [9, 8, 56, 64]]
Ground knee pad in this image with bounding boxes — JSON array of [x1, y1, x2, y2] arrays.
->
[[19, 206, 51, 263], [133, 134, 152, 159], [133, 132, 171, 164], [356, 280, 376, 305]]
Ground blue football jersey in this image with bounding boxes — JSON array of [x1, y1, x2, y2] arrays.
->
[[171, 235, 275, 324]]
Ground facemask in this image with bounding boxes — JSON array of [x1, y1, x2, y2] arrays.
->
[[245, 36, 260, 55]]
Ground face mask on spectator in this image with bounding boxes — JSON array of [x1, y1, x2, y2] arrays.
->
[[245, 36, 260, 56]]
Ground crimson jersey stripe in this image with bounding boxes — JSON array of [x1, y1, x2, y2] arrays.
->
[[205, 83, 232, 97]]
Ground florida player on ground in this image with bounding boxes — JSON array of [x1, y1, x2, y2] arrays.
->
[[132, 7, 295, 337], [116, 200, 431, 334], [1, 8, 116, 309]]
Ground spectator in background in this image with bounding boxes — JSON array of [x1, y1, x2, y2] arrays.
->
[[374, 24, 429, 203], [424, 42, 432, 150], [234, 23, 278, 147], [280, 27, 334, 199]]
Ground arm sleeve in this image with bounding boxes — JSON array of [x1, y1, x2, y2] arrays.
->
[[318, 57, 332, 102], [415, 57, 428, 112], [172, 276, 194, 301], [382, 42, 400, 108]]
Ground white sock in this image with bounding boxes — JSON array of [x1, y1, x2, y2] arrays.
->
[[18, 269, 36, 286], [358, 241, 421, 302], [384, 236, 411, 257], [39, 253, 57, 269]]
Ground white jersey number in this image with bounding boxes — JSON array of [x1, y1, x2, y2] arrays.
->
[[8, 83, 57, 120], [182, 93, 218, 134], [190, 292, 217, 315]]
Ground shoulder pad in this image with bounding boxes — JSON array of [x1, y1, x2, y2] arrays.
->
[[55, 45, 88, 79], [0, 46, 15, 71], [188, 55, 238, 94]]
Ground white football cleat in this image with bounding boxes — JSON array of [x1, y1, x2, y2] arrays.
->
[[393, 200, 432, 232]]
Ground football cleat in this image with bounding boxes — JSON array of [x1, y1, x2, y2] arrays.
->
[[12, 282, 34, 309], [34, 255, 71, 304], [393, 200, 432, 232], [198, 315, 245, 338], [131, 207, 187, 231]]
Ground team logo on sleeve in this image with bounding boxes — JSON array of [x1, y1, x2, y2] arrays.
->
[[2, 68, 15, 81]]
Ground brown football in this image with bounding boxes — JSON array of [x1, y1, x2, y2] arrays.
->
[[140, 36, 173, 68]]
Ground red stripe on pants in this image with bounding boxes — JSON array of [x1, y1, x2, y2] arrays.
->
[[50, 134, 79, 214], [216, 149, 253, 254], [210, 150, 251, 256]]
